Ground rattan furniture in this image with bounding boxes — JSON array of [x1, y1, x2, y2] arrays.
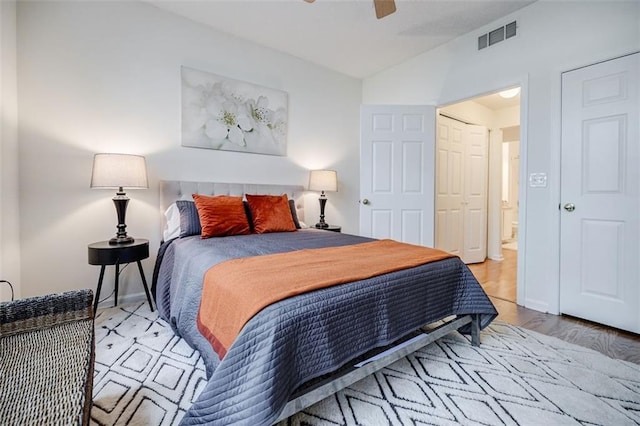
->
[[0, 289, 95, 425]]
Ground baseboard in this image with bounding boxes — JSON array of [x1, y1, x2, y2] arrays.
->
[[488, 254, 504, 261], [97, 291, 148, 309], [524, 298, 550, 314]]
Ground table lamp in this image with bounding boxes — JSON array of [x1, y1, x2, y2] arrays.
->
[[90, 153, 148, 245], [308, 169, 338, 228]]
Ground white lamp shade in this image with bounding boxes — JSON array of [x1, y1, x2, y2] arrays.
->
[[90, 153, 148, 189], [309, 170, 338, 192]]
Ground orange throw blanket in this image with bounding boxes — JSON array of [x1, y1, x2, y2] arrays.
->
[[197, 239, 455, 358]]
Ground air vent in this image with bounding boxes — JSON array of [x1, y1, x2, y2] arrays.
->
[[488, 27, 504, 46], [478, 34, 488, 50], [478, 21, 517, 50], [505, 21, 517, 39]]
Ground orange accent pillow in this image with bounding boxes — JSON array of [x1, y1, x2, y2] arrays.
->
[[192, 194, 251, 238], [245, 194, 297, 234]]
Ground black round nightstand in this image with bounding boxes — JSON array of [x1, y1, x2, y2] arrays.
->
[[88, 238, 154, 312], [315, 225, 342, 233]]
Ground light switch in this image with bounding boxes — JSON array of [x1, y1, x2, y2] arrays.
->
[[529, 173, 547, 187]]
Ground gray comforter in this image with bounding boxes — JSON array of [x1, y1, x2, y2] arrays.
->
[[154, 229, 497, 425]]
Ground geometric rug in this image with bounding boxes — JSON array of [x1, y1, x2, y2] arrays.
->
[[92, 303, 640, 425], [91, 303, 206, 425]]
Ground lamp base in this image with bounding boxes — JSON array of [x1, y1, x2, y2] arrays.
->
[[109, 235, 135, 245], [110, 192, 133, 245], [316, 193, 329, 229]]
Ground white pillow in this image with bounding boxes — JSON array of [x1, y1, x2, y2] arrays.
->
[[163, 203, 180, 241]]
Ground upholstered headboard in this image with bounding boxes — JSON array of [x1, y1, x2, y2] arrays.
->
[[159, 180, 305, 230]]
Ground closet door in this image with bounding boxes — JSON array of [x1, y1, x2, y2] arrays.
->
[[560, 53, 639, 333], [435, 115, 488, 263], [462, 124, 488, 263], [435, 116, 464, 256]]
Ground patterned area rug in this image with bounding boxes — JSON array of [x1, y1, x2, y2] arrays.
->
[[92, 303, 640, 425]]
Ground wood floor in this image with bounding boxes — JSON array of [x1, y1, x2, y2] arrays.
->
[[468, 248, 517, 303], [469, 250, 640, 364]]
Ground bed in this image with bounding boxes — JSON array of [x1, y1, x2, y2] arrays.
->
[[152, 180, 497, 425]]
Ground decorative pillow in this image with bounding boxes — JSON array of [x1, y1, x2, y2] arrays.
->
[[192, 194, 251, 238], [163, 203, 181, 241], [176, 200, 201, 238], [288, 199, 301, 229], [246, 194, 297, 234]]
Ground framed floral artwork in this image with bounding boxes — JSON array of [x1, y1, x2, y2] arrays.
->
[[181, 66, 288, 156]]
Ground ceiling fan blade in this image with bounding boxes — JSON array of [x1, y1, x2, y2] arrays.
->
[[373, 0, 396, 19], [303, 0, 315, 3]]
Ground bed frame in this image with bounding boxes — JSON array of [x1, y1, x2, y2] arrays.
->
[[158, 180, 481, 424], [277, 314, 480, 422]]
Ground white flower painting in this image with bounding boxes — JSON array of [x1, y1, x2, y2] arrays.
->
[[181, 66, 288, 156]]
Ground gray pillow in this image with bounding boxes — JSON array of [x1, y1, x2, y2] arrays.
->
[[289, 199, 301, 229], [176, 200, 201, 237]]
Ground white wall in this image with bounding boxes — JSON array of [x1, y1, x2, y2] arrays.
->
[[0, 0, 21, 301], [17, 1, 362, 300], [364, 1, 640, 313]]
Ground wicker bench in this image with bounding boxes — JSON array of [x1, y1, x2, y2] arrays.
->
[[0, 289, 95, 425]]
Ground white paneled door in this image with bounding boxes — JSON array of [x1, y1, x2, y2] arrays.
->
[[462, 124, 489, 263], [435, 115, 488, 263], [560, 53, 639, 333], [435, 116, 464, 256], [360, 105, 436, 247]]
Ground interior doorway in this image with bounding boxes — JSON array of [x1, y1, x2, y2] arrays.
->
[[435, 87, 521, 302]]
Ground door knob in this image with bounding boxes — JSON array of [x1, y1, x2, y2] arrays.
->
[[564, 203, 575, 212], [361, 199, 370, 205]]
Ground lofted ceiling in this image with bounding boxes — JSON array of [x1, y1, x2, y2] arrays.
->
[[147, 0, 536, 79]]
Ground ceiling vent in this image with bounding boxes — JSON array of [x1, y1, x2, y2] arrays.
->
[[478, 21, 517, 50]]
